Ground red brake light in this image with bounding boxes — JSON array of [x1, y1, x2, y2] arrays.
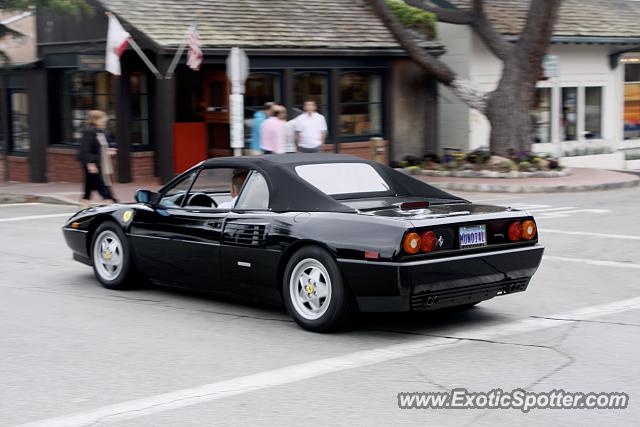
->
[[522, 220, 537, 240], [421, 231, 437, 252], [400, 201, 430, 210], [403, 232, 422, 254], [508, 221, 523, 241]]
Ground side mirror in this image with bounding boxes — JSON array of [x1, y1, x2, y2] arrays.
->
[[135, 189, 159, 205]]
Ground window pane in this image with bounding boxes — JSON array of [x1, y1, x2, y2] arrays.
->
[[295, 163, 390, 196], [531, 88, 551, 143], [624, 82, 640, 139], [130, 72, 149, 146], [584, 87, 602, 139], [10, 92, 30, 152], [340, 73, 381, 104], [294, 73, 327, 106], [339, 73, 382, 137], [245, 74, 281, 119], [561, 87, 577, 141], [235, 171, 269, 210], [159, 170, 198, 208], [625, 64, 640, 82]]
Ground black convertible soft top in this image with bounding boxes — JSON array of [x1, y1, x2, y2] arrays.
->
[[201, 154, 464, 213]]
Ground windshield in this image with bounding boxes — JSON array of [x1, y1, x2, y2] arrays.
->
[[295, 163, 390, 196]]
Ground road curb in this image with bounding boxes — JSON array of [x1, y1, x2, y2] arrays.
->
[[0, 192, 80, 206], [429, 177, 640, 193]]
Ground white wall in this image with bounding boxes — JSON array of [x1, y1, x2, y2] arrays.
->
[[438, 26, 625, 156], [437, 23, 472, 153]]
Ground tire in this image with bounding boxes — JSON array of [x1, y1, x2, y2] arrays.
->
[[283, 246, 356, 332], [91, 221, 136, 290]]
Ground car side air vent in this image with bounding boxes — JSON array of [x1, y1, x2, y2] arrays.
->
[[223, 223, 267, 246]]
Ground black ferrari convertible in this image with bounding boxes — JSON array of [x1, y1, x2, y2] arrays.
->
[[63, 154, 544, 331]]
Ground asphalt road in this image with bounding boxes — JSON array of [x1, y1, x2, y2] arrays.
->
[[1, 188, 639, 426]]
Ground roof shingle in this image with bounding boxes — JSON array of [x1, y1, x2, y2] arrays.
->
[[100, 0, 439, 49], [446, 0, 640, 39]]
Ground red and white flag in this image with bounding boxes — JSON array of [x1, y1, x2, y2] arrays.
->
[[106, 14, 130, 76], [186, 22, 203, 71]]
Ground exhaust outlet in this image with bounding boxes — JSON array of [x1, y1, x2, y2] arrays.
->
[[433, 296, 439, 304], [426, 296, 434, 305]]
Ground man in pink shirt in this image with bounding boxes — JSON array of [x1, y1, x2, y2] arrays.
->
[[260, 106, 285, 154]]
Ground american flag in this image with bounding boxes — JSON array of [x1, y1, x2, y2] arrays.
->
[[186, 22, 203, 71]]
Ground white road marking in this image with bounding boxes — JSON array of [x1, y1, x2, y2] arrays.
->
[[540, 229, 640, 241], [506, 203, 611, 219], [15, 296, 640, 427], [0, 202, 43, 208], [544, 255, 640, 270], [0, 213, 75, 223]]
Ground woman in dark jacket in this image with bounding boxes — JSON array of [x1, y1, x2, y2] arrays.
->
[[78, 110, 117, 207]]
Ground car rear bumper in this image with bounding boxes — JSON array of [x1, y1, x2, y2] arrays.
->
[[338, 244, 544, 312]]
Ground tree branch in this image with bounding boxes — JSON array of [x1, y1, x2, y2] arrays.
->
[[518, 0, 561, 80], [469, 0, 513, 60], [368, 0, 488, 112]]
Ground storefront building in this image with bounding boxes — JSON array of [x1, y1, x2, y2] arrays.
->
[[1, 0, 442, 183], [437, 0, 640, 170]]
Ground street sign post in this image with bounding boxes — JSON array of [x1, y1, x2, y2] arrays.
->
[[226, 47, 249, 156]]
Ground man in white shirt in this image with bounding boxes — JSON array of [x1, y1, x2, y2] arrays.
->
[[218, 169, 248, 210], [294, 100, 327, 153]]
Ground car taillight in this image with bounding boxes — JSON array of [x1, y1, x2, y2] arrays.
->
[[403, 232, 421, 254], [421, 231, 437, 252], [508, 221, 523, 241], [522, 220, 537, 240]]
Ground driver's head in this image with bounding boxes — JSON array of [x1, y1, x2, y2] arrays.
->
[[231, 169, 248, 198]]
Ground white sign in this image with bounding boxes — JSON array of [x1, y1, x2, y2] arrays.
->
[[229, 94, 245, 150], [543, 54, 559, 78], [226, 47, 249, 155], [226, 47, 249, 93]]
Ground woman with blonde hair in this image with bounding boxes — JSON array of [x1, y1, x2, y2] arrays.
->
[[78, 110, 117, 207]]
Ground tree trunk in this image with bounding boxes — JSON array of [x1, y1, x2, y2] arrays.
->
[[485, 60, 534, 156]]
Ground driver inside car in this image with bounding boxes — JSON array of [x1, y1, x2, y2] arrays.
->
[[217, 169, 248, 210]]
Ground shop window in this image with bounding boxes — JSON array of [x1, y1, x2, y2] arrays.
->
[[339, 72, 382, 137], [130, 72, 149, 146], [245, 73, 281, 119], [10, 91, 30, 152], [294, 72, 328, 119], [60, 71, 116, 144], [624, 64, 640, 140], [532, 88, 552, 143], [560, 87, 578, 141], [584, 87, 602, 139]]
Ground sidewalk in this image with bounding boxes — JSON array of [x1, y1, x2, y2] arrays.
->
[[415, 167, 640, 193], [0, 179, 161, 205]]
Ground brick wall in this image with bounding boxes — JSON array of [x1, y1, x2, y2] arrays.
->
[[0, 155, 4, 182], [322, 140, 389, 164], [47, 148, 84, 182], [131, 151, 155, 181], [8, 156, 30, 182]]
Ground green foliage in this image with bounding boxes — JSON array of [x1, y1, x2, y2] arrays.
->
[[386, 0, 437, 39]]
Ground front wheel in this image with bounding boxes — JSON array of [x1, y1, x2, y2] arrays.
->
[[283, 246, 355, 332], [91, 222, 136, 290]]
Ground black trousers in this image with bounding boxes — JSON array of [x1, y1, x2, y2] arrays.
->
[[83, 167, 114, 201]]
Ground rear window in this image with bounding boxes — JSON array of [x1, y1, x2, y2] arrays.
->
[[295, 163, 390, 196]]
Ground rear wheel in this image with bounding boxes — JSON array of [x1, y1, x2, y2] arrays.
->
[[91, 222, 136, 290], [284, 246, 355, 332]]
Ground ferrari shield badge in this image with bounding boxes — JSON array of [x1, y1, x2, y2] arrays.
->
[[122, 210, 133, 223]]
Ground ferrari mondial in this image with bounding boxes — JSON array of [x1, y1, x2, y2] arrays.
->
[[63, 154, 544, 332]]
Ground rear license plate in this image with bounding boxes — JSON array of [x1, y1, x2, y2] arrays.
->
[[459, 225, 487, 249]]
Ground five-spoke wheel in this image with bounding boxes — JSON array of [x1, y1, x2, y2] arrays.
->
[[284, 246, 355, 332], [91, 222, 135, 289]]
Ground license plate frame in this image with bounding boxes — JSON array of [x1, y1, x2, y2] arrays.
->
[[459, 224, 487, 249]]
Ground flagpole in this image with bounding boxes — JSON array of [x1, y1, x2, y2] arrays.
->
[[105, 11, 162, 79], [165, 30, 190, 80]]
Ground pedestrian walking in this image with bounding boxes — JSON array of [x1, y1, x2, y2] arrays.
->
[[260, 106, 286, 154], [294, 100, 327, 153], [78, 110, 117, 208], [279, 107, 297, 153], [249, 102, 274, 155]]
